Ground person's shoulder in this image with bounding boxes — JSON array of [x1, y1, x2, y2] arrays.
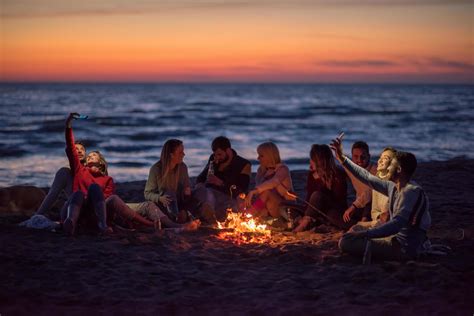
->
[[277, 163, 290, 173], [235, 153, 251, 165], [405, 182, 423, 193], [179, 162, 189, 171]]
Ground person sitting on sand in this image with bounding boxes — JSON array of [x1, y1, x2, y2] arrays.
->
[[35, 140, 87, 216], [349, 147, 397, 232], [342, 141, 377, 224], [332, 137, 431, 261], [194, 136, 251, 223], [62, 113, 115, 235], [245, 142, 295, 219], [293, 144, 348, 232], [144, 139, 193, 223], [106, 196, 200, 232]]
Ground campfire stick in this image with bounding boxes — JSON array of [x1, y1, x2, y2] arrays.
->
[[285, 191, 335, 224]]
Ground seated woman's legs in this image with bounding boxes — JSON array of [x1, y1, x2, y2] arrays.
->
[[63, 191, 84, 235], [106, 196, 154, 228], [87, 183, 109, 231], [259, 190, 283, 218], [293, 191, 325, 232]]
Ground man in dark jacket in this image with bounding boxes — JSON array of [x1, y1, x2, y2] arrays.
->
[[194, 136, 251, 223]]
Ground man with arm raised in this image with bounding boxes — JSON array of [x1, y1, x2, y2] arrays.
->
[[330, 136, 431, 261]]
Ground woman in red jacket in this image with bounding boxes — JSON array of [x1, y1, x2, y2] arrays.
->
[[61, 113, 115, 235]]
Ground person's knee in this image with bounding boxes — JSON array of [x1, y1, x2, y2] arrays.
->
[[338, 234, 351, 253], [70, 191, 85, 203], [56, 167, 72, 178], [106, 195, 120, 207]]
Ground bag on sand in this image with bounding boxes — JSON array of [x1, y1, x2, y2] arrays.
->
[[19, 215, 61, 231]]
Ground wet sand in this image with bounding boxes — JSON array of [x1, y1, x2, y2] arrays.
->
[[1, 158, 473, 315]]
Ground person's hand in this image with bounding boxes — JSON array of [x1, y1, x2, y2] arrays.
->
[[343, 205, 356, 223], [245, 190, 257, 208], [330, 136, 345, 163], [379, 211, 389, 223], [206, 175, 224, 186], [158, 194, 172, 207], [66, 112, 79, 128]]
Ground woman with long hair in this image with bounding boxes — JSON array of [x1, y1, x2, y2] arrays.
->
[[293, 144, 348, 232], [245, 142, 295, 218], [144, 139, 194, 223]]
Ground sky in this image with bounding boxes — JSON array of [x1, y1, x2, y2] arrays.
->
[[1, 0, 473, 83]]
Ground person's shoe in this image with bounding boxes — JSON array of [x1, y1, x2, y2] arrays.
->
[[63, 218, 76, 236]]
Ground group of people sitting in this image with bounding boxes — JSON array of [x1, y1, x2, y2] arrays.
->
[[34, 113, 431, 262]]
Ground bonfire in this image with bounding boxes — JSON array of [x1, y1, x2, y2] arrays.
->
[[216, 209, 272, 245]]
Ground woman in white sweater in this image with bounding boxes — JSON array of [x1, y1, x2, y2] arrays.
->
[[245, 142, 295, 218], [350, 147, 397, 231]]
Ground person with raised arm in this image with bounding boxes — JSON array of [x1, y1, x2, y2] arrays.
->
[[62, 113, 115, 235], [331, 136, 431, 261]]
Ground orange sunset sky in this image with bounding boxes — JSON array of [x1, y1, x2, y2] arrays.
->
[[1, 0, 473, 83]]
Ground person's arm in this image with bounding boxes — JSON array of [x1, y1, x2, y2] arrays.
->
[[331, 137, 391, 196], [65, 114, 81, 174], [366, 215, 407, 238], [255, 165, 290, 193], [342, 157, 391, 197], [144, 164, 163, 204], [366, 187, 423, 238], [103, 178, 115, 199]]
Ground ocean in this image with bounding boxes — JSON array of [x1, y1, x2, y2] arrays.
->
[[1, 83, 473, 188]]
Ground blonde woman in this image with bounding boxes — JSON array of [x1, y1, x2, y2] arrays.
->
[[245, 142, 295, 218], [349, 147, 397, 231], [144, 139, 193, 223]]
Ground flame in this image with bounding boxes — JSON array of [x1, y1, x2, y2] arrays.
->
[[216, 209, 271, 244]]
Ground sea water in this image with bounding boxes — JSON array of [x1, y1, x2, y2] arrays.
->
[[1, 83, 473, 187]]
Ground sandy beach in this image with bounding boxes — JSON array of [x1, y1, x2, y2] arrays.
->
[[1, 158, 473, 315]]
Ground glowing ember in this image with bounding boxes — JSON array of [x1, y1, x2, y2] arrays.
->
[[216, 209, 271, 244]]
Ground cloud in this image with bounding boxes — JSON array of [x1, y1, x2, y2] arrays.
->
[[2, 0, 472, 18], [320, 60, 398, 67], [319, 57, 474, 72], [406, 57, 474, 71]]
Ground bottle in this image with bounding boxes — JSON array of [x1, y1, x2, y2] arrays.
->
[[287, 208, 294, 230], [207, 160, 214, 179], [187, 210, 196, 221]]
